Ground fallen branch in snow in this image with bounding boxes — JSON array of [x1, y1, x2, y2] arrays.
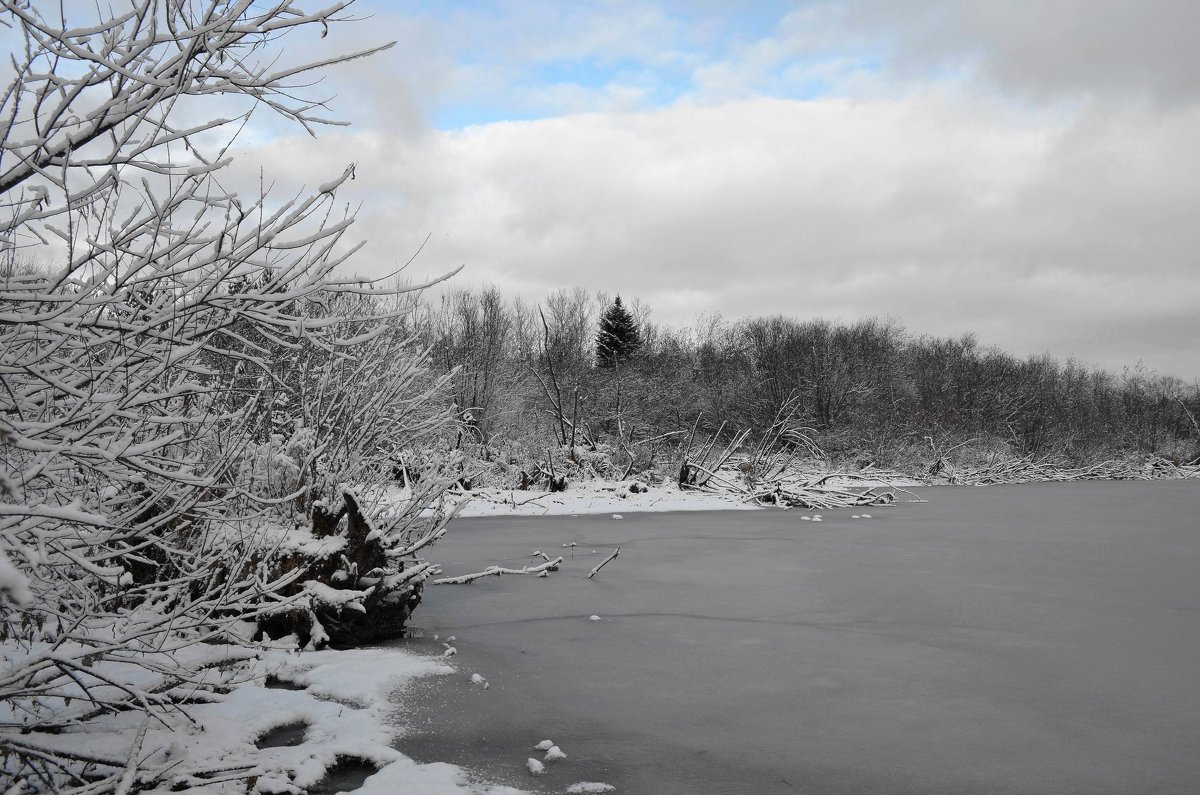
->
[[930, 453, 1200, 485], [749, 481, 898, 509], [507, 491, 553, 512], [676, 412, 911, 508], [432, 557, 563, 585], [588, 547, 620, 579]]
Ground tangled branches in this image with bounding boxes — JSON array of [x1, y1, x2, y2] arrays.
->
[[0, 2, 457, 790]]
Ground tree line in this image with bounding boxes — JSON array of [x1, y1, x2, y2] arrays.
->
[[419, 286, 1200, 480]]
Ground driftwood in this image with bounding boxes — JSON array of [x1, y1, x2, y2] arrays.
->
[[588, 547, 620, 579], [679, 426, 906, 509], [433, 556, 563, 585]]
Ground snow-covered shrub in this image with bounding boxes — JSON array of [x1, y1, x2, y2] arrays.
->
[[0, 2, 457, 789]]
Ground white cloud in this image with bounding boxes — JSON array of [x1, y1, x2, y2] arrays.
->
[[235, 89, 1200, 379], [840, 0, 1200, 106]]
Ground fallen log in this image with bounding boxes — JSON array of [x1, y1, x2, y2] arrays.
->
[[433, 556, 563, 585]]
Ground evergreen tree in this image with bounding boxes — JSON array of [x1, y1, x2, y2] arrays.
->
[[596, 295, 642, 367]]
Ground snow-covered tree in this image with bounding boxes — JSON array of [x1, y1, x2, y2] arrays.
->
[[595, 295, 642, 368], [0, 1, 457, 788]]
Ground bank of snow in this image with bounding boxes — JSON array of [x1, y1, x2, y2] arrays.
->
[[440, 476, 919, 518], [447, 481, 760, 517], [2, 643, 523, 794]]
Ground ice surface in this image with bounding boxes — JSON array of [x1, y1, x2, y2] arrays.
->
[[409, 481, 1200, 793]]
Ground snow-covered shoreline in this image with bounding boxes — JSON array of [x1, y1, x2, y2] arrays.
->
[[439, 476, 924, 519], [451, 481, 761, 517]]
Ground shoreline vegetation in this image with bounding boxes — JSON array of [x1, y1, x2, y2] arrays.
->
[[440, 451, 1198, 521], [410, 286, 1200, 517]]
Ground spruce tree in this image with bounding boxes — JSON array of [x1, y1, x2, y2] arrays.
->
[[596, 295, 642, 367]]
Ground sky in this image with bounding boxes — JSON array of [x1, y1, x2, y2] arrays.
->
[[233, 0, 1200, 380]]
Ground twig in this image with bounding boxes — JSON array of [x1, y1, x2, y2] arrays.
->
[[114, 718, 150, 795], [513, 491, 552, 507], [588, 547, 620, 579]]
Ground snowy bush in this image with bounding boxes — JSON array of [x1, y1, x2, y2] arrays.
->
[[0, 2, 457, 789]]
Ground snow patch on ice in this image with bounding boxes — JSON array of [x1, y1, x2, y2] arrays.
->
[[567, 784, 616, 794]]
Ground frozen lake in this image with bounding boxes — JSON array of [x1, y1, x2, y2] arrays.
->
[[395, 480, 1200, 793]]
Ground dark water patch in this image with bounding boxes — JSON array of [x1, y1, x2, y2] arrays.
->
[[307, 756, 379, 795], [263, 675, 306, 691], [255, 721, 308, 749]]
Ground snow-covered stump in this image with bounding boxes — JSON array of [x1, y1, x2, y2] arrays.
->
[[257, 492, 442, 648]]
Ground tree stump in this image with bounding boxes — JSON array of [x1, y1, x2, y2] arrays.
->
[[257, 490, 434, 648]]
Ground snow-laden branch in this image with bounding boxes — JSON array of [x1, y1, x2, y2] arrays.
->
[[433, 556, 563, 585], [0, 2, 462, 789]]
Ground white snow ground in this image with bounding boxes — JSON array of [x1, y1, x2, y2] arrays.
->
[[393, 474, 920, 519], [1, 643, 523, 794], [446, 480, 760, 517]]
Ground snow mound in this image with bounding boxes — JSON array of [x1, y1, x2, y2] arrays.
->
[[544, 745, 567, 762], [526, 757, 546, 776], [567, 784, 616, 793], [533, 739, 555, 751], [37, 646, 519, 794]]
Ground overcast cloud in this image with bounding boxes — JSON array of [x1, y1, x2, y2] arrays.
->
[[233, 0, 1200, 379]]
